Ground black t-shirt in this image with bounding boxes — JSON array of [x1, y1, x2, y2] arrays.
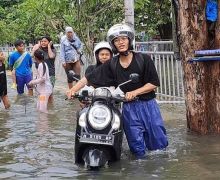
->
[[85, 65, 96, 76], [41, 47, 56, 76], [86, 52, 160, 100], [85, 63, 114, 88], [0, 63, 7, 96], [85, 65, 96, 87]]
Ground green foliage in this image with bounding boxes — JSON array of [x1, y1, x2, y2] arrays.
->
[[0, 0, 172, 47], [0, 0, 23, 8], [135, 0, 172, 39]]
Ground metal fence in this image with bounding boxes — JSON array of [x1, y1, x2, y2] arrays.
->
[[135, 41, 173, 52], [147, 51, 184, 103], [0, 41, 185, 103], [135, 41, 184, 103]]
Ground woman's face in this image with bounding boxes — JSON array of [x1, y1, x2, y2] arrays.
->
[[98, 49, 112, 64], [66, 32, 74, 40], [40, 38, 49, 48]]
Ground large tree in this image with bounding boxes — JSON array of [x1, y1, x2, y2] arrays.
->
[[176, 0, 220, 134]]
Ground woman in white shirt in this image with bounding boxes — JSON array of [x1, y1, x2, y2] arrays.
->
[[28, 49, 52, 113]]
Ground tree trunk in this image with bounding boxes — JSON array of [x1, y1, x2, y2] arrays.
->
[[178, 0, 220, 134]]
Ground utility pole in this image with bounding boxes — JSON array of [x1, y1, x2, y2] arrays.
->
[[124, 0, 134, 29], [124, 0, 135, 47]]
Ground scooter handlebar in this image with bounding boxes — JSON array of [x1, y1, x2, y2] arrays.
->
[[65, 94, 138, 102], [111, 95, 139, 102]]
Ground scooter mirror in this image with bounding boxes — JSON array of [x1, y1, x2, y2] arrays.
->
[[129, 73, 139, 83], [82, 90, 88, 97]]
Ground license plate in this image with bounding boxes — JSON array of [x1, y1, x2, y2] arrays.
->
[[80, 133, 114, 145]]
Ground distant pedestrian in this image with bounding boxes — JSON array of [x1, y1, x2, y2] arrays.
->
[[41, 36, 56, 87], [0, 51, 10, 109], [60, 26, 82, 89], [28, 49, 53, 113], [31, 36, 56, 102], [9, 40, 33, 95]]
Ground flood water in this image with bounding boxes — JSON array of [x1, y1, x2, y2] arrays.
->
[[1, 64, 220, 179]]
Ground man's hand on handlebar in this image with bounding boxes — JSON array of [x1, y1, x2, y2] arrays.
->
[[125, 91, 138, 101]]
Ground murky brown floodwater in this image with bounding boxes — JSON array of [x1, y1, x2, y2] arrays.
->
[[1, 64, 220, 180]]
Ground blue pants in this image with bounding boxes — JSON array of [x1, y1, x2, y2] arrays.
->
[[122, 99, 168, 158], [16, 74, 32, 94]]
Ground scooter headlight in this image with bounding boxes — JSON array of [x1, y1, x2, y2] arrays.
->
[[112, 114, 120, 130], [88, 104, 111, 130], [79, 112, 86, 127]]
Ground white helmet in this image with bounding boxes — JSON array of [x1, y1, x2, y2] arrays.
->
[[107, 23, 134, 54], [93, 41, 112, 63]]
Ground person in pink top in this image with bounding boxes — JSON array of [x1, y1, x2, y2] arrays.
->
[[28, 49, 53, 113]]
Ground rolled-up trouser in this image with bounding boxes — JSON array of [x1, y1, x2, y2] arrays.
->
[[37, 93, 51, 113], [122, 99, 168, 158], [64, 62, 81, 83]]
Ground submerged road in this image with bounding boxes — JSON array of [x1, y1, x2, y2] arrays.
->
[[0, 61, 220, 179]]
